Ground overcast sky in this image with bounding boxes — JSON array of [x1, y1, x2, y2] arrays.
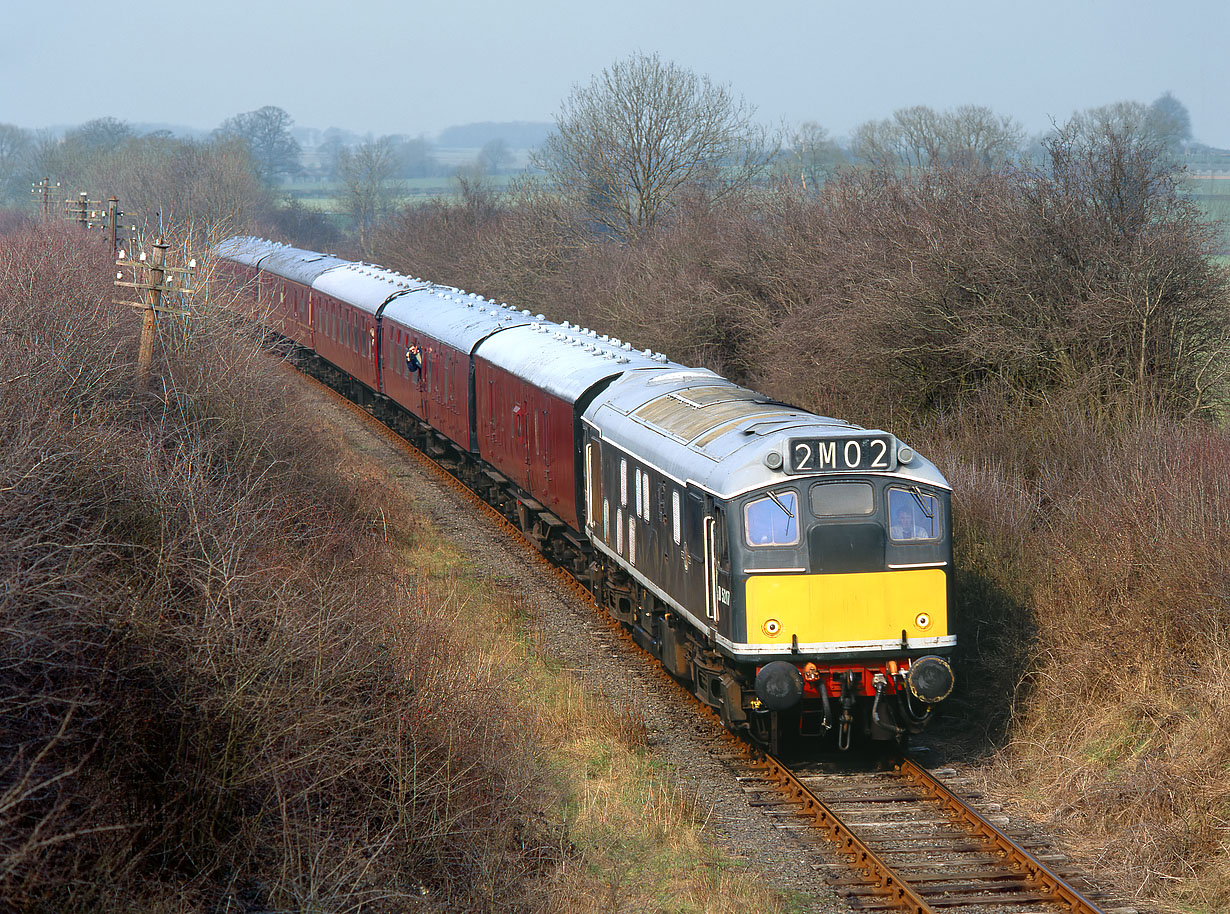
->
[[4, 0, 1228, 147]]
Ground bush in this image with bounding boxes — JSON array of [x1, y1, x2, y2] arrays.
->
[[0, 224, 559, 912]]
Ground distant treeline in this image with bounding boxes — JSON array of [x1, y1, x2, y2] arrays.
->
[[437, 121, 554, 148]]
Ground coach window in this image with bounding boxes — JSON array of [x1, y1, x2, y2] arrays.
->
[[620, 459, 628, 507], [810, 482, 874, 517], [888, 488, 939, 541], [744, 490, 800, 547], [671, 490, 682, 545]]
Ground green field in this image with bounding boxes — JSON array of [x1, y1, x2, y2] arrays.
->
[[1183, 171, 1230, 255], [281, 173, 523, 214]]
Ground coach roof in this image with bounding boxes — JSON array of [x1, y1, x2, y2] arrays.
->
[[213, 235, 282, 267], [381, 288, 535, 352], [476, 321, 677, 403], [257, 245, 350, 286]]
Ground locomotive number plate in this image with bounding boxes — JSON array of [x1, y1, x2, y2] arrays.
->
[[787, 436, 895, 473]]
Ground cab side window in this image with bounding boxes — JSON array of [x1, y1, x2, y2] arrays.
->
[[888, 488, 939, 541], [744, 491, 800, 547]]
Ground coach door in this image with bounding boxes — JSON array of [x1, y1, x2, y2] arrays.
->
[[584, 439, 602, 533], [703, 505, 730, 626]]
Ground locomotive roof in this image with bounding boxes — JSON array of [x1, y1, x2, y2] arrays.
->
[[381, 288, 534, 352], [584, 371, 950, 498], [475, 321, 678, 402]]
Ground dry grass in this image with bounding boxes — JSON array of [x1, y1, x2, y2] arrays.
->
[[379, 539, 792, 914]]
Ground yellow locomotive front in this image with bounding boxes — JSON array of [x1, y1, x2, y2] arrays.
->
[[729, 470, 955, 749]]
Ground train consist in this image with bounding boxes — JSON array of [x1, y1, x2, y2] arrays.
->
[[213, 236, 956, 752]]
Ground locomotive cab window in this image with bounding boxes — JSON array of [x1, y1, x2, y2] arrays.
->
[[745, 490, 800, 547], [810, 482, 874, 517], [888, 487, 940, 541]]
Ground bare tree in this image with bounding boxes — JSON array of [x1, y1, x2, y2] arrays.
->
[[1147, 91, 1192, 152], [534, 52, 777, 240], [215, 106, 301, 184], [337, 136, 402, 254], [478, 137, 512, 175], [63, 117, 133, 153], [851, 104, 1024, 171], [782, 121, 846, 194], [393, 135, 440, 178]]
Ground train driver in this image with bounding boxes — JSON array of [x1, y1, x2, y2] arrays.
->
[[890, 506, 922, 540]]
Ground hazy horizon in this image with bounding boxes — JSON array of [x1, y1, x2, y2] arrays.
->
[[5, 0, 1228, 148]]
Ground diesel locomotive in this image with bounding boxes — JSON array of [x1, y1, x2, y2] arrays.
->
[[213, 236, 956, 752]]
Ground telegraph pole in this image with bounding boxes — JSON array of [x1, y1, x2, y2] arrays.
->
[[105, 197, 119, 256], [114, 238, 197, 391], [137, 239, 167, 386], [31, 177, 59, 219]]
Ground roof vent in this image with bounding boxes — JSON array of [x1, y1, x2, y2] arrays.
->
[[521, 309, 531, 316]]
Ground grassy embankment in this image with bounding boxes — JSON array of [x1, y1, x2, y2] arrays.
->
[[0, 222, 791, 914]]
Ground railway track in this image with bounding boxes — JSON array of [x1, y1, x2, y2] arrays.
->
[[290, 361, 1136, 914], [726, 749, 1135, 914]]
